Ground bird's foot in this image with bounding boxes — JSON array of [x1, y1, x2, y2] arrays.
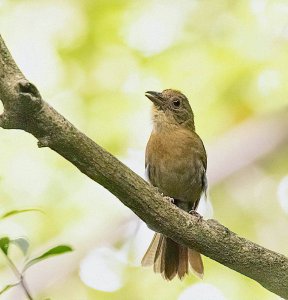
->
[[189, 209, 203, 221], [163, 196, 174, 204]]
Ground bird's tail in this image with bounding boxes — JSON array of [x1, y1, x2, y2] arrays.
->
[[141, 233, 203, 280]]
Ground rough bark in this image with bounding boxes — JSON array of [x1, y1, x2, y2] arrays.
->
[[0, 35, 287, 299]]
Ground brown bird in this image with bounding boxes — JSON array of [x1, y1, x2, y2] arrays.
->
[[142, 89, 207, 280]]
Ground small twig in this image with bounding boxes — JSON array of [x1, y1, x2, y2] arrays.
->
[[20, 275, 33, 300], [3, 253, 33, 300]]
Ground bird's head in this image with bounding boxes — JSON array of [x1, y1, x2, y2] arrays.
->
[[145, 89, 195, 131]]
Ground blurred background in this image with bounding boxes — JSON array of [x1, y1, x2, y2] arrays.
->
[[0, 0, 288, 299]]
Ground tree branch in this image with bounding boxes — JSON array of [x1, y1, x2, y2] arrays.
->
[[0, 35, 288, 299]]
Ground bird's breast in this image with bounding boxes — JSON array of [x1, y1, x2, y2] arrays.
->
[[146, 129, 205, 205]]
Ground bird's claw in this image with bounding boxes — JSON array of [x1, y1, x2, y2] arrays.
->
[[163, 196, 174, 204], [189, 209, 203, 221]]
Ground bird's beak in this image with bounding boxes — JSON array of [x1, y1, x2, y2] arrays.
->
[[145, 91, 163, 107]]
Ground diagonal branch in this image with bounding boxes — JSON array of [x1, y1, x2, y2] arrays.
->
[[0, 35, 288, 299]]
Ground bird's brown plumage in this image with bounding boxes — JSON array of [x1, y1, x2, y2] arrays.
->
[[142, 89, 207, 280]]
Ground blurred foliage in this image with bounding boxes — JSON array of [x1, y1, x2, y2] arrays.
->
[[0, 210, 72, 299], [0, 0, 288, 299]]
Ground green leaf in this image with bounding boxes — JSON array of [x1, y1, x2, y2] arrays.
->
[[11, 238, 29, 256], [0, 237, 10, 255], [0, 283, 19, 295], [0, 208, 43, 220], [24, 245, 73, 271]]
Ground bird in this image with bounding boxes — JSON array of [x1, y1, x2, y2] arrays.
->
[[141, 89, 207, 280]]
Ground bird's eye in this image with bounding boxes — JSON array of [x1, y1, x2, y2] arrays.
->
[[172, 99, 181, 108]]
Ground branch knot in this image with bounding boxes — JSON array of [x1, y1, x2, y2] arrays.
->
[[18, 80, 43, 113], [0, 80, 44, 130]]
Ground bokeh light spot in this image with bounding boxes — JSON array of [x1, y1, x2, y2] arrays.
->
[[123, 1, 195, 56], [258, 69, 280, 96], [277, 176, 288, 214], [79, 247, 126, 292], [178, 283, 227, 300]]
